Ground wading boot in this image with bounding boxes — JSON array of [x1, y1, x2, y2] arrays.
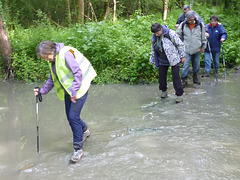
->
[[161, 91, 167, 98], [193, 74, 201, 85]]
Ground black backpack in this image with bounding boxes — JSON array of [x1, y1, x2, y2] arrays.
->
[[164, 29, 177, 46], [181, 20, 202, 41], [164, 29, 171, 40]]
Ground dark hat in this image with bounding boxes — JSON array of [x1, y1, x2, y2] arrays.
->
[[183, 5, 190, 10]]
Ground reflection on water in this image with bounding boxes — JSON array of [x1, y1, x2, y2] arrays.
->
[[0, 75, 240, 179]]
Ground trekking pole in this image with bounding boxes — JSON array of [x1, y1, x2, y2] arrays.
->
[[34, 87, 42, 153], [207, 41, 218, 83], [221, 43, 226, 79]]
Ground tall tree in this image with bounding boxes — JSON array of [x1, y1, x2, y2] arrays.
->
[[175, 0, 184, 8], [88, 0, 98, 22], [163, 0, 169, 21], [0, 10, 13, 81], [104, 0, 110, 20], [67, 0, 71, 23], [78, 0, 84, 24], [190, 0, 193, 8], [113, 0, 116, 22]]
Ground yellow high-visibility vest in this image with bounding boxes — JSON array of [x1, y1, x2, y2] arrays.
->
[[49, 46, 97, 100]]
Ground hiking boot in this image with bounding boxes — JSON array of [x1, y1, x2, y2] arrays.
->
[[175, 96, 183, 103], [161, 91, 167, 98], [83, 129, 91, 141], [193, 74, 201, 85], [201, 73, 210, 77], [71, 149, 83, 162], [214, 71, 218, 75], [182, 78, 188, 88]]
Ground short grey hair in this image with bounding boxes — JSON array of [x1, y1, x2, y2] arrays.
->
[[185, 11, 196, 19], [36, 41, 56, 58]]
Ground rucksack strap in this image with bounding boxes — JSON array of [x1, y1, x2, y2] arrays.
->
[[164, 29, 177, 47], [181, 21, 202, 42], [164, 29, 171, 40]]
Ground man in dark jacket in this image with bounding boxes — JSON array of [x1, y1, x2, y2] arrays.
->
[[203, 15, 227, 76], [175, 5, 204, 29]]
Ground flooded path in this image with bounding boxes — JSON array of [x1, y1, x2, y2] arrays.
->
[[0, 75, 240, 179]]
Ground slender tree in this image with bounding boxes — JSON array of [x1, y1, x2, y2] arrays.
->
[[78, 0, 84, 24], [190, 0, 193, 8], [163, 0, 168, 21], [89, 0, 98, 22], [113, 0, 116, 22], [104, 0, 110, 20], [67, 0, 71, 23], [0, 10, 13, 81]]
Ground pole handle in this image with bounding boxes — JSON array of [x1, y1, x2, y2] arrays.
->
[[34, 87, 42, 103]]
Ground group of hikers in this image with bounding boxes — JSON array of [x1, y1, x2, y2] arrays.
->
[[150, 5, 227, 103], [33, 5, 227, 162]]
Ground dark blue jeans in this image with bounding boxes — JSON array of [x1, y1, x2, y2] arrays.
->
[[181, 52, 201, 79], [204, 51, 220, 73], [65, 91, 88, 151]]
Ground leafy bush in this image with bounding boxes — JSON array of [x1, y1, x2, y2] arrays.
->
[[4, 4, 240, 84], [9, 13, 160, 84], [10, 24, 56, 82]]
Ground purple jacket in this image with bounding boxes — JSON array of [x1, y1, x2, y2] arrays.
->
[[40, 43, 82, 97]]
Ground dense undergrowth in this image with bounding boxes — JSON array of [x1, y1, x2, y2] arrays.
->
[[2, 4, 240, 84]]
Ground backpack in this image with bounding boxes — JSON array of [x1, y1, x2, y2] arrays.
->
[[164, 29, 176, 46], [181, 20, 202, 41], [164, 29, 173, 42], [153, 29, 176, 47]]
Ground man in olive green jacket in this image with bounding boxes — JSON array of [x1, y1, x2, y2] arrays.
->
[[176, 10, 207, 87]]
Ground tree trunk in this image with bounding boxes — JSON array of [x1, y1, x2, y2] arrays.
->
[[87, 0, 90, 22], [0, 11, 13, 81], [137, 0, 142, 15], [104, 0, 110, 20], [73, 0, 77, 22], [190, 0, 193, 9], [175, 0, 184, 8], [67, 0, 71, 23], [78, 0, 84, 24], [163, 0, 169, 21], [144, 0, 149, 15], [113, 0, 116, 22], [89, 1, 98, 22]]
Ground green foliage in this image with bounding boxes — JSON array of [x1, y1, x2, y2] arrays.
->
[[9, 16, 57, 82], [12, 51, 49, 82], [197, 3, 240, 68], [0, 0, 164, 27], [2, 2, 240, 84], [8, 13, 158, 84], [76, 14, 159, 84]]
